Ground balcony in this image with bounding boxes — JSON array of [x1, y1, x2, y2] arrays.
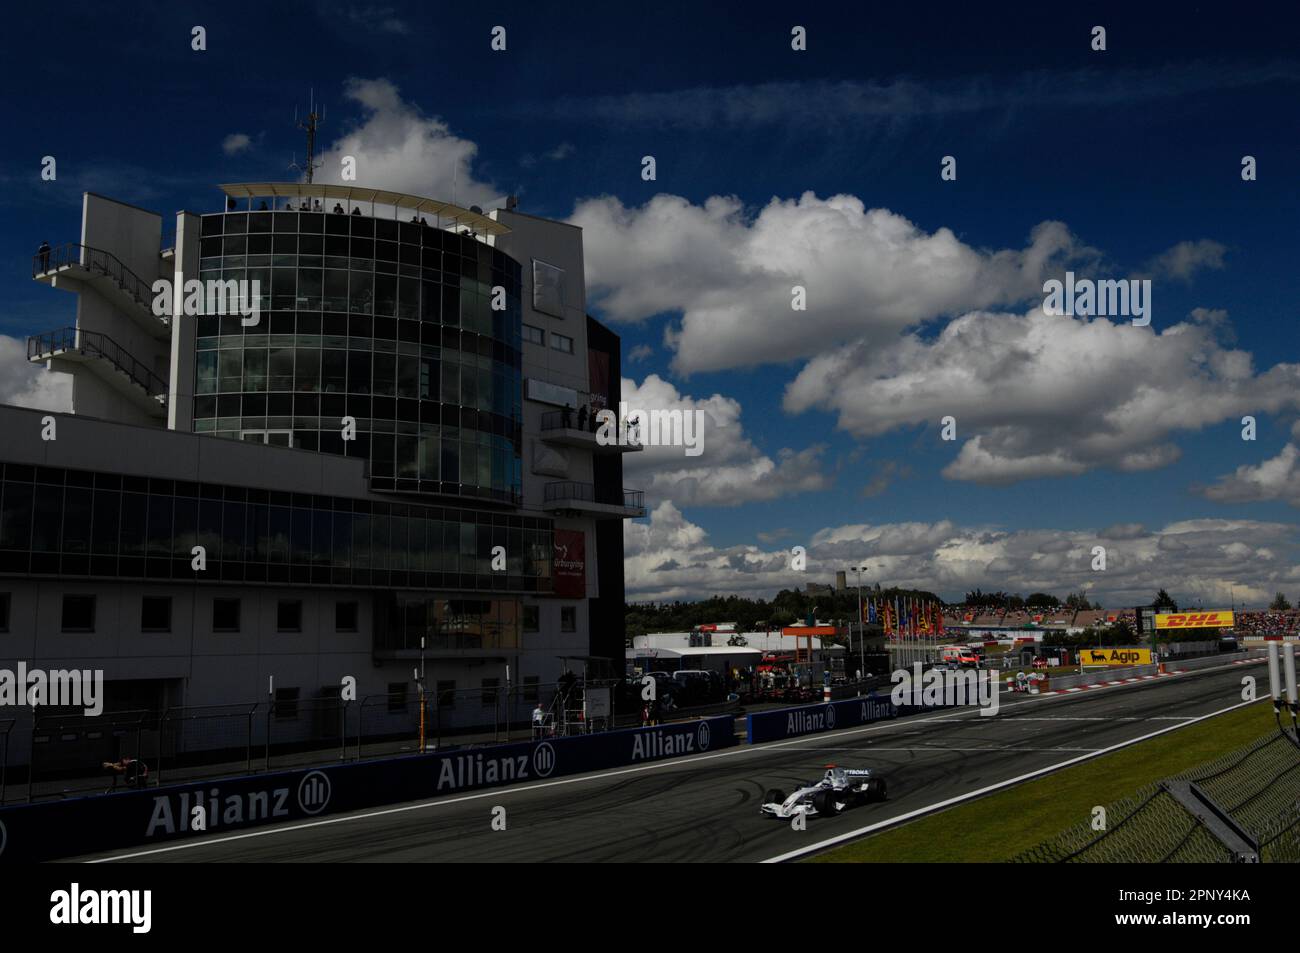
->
[[542, 482, 646, 519], [539, 409, 643, 454], [28, 327, 167, 419], [33, 242, 169, 339]]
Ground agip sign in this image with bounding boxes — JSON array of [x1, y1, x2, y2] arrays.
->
[[1080, 648, 1153, 666]]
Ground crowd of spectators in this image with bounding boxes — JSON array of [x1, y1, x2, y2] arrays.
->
[[941, 604, 1299, 636], [1234, 611, 1300, 637]]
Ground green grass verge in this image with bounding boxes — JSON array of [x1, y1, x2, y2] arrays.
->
[[810, 699, 1276, 863]]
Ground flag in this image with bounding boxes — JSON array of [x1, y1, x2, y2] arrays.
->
[[918, 602, 931, 634], [936, 604, 945, 636], [867, 600, 878, 625]]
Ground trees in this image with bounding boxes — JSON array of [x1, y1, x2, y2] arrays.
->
[[1064, 591, 1093, 610], [1270, 592, 1292, 611], [1152, 589, 1178, 613]]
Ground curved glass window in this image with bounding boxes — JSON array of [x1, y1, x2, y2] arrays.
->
[[192, 210, 523, 503]]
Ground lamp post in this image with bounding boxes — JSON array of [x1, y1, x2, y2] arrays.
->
[[850, 566, 869, 692]]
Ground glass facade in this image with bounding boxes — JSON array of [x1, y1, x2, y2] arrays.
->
[[0, 463, 553, 593], [373, 594, 522, 652], [193, 210, 523, 503]]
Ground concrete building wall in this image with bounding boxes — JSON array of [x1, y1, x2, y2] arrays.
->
[[167, 211, 200, 431], [0, 579, 581, 706]]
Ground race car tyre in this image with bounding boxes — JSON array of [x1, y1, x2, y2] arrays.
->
[[812, 790, 842, 815], [763, 788, 785, 806], [865, 778, 888, 802]]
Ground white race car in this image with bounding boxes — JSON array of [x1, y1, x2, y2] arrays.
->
[[760, 765, 888, 819]]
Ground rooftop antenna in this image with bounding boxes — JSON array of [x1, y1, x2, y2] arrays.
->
[[290, 91, 324, 184]]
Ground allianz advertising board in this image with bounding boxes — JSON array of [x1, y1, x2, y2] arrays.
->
[[0, 716, 734, 863], [746, 694, 899, 744]]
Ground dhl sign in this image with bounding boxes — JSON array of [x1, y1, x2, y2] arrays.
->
[[1154, 611, 1234, 630], [1081, 648, 1153, 666]]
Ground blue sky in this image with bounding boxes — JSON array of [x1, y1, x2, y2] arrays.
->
[[2, 1, 1299, 606]]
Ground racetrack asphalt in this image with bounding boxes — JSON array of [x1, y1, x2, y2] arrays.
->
[[73, 662, 1265, 863]]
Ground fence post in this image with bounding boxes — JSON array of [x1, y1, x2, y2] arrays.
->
[[356, 697, 365, 762], [339, 699, 347, 763], [136, 713, 146, 785], [246, 706, 254, 774], [264, 702, 271, 773], [0, 721, 9, 805], [27, 711, 37, 804], [157, 708, 169, 786]]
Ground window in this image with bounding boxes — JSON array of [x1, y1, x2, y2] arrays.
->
[[561, 606, 577, 632], [141, 596, 171, 632], [336, 600, 359, 632], [522, 324, 545, 346], [436, 679, 456, 708], [550, 333, 574, 355], [523, 675, 540, 703], [532, 259, 565, 317], [481, 677, 500, 706], [277, 600, 303, 632], [523, 604, 539, 633], [387, 682, 408, 713], [213, 598, 241, 632], [61, 595, 96, 633], [0, 592, 9, 632], [273, 687, 300, 719]]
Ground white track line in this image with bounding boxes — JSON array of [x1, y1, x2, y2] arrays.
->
[[86, 660, 1250, 863], [760, 697, 1258, 863]]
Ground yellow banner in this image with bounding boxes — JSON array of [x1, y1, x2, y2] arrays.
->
[[1080, 647, 1153, 666], [1154, 611, 1234, 630]]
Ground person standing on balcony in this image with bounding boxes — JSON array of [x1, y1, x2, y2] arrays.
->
[[37, 240, 50, 272]]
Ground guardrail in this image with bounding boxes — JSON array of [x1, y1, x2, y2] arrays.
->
[[544, 481, 645, 511], [33, 242, 159, 317], [27, 327, 167, 399]]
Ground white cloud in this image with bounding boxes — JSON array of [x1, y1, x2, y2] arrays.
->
[[626, 343, 653, 363], [1143, 239, 1227, 281], [222, 133, 252, 156], [315, 78, 498, 208], [571, 191, 1096, 374], [0, 335, 72, 412], [621, 374, 831, 506], [543, 62, 1300, 128], [783, 308, 1300, 484], [1201, 443, 1300, 506], [625, 502, 1298, 607]]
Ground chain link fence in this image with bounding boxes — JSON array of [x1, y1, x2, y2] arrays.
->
[[1, 676, 734, 805], [1014, 725, 1300, 862]]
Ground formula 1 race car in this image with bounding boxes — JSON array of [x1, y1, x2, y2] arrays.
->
[[760, 765, 888, 819]]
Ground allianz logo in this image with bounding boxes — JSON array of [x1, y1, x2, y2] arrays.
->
[[787, 704, 837, 735], [146, 770, 331, 836], [435, 743, 557, 791], [631, 722, 712, 761]]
